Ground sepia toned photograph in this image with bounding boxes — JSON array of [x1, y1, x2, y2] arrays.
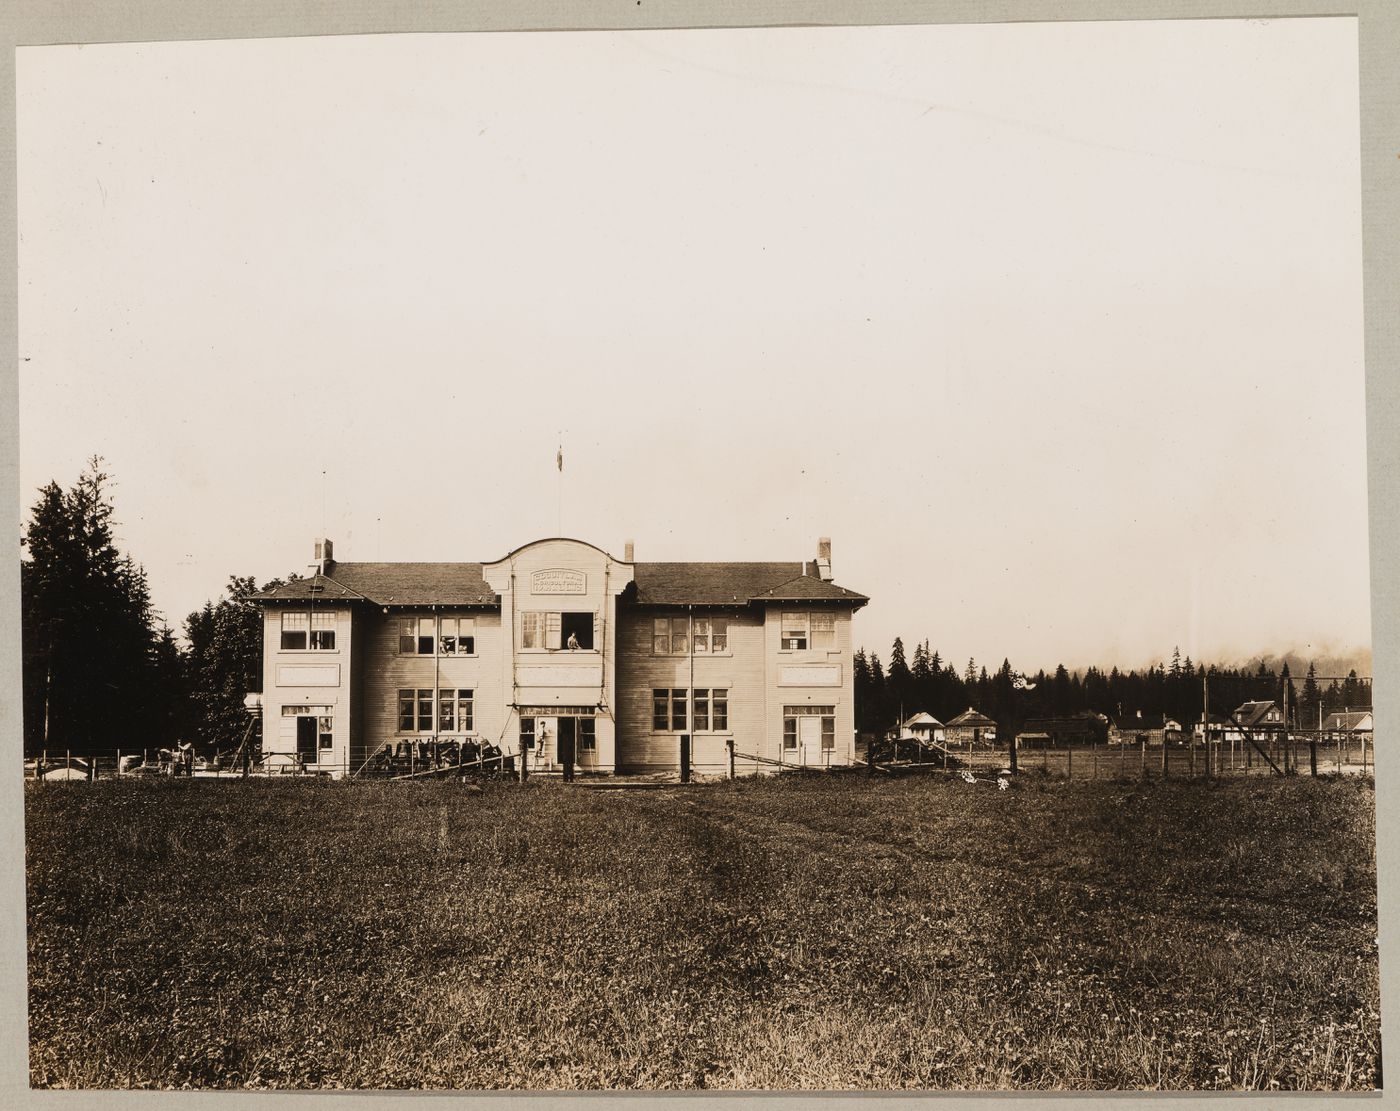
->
[[13, 11, 1382, 1093]]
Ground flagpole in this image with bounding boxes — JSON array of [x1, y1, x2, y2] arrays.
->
[[556, 437, 563, 536]]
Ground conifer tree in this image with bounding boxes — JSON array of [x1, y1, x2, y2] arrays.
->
[[20, 459, 165, 756]]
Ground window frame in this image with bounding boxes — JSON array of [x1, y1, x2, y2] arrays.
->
[[780, 612, 809, 651], [651, 613, 731, 656], [651, 688, 730, 733], [522, 610, 597, 652], [280, 611, 338, 652]]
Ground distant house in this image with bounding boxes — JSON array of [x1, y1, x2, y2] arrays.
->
[[1111, 713, 1183, 747], [1321, 710, 1373, 735], [1016, 711, 1108, 748], [1232, 701, 1286, 734], [945, 708, 997, 747], [1192, 713, 1239, 744], [898, 712, 946, 747]]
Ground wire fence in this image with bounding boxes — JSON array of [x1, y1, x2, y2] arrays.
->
[[871, 733, 1372, 780]]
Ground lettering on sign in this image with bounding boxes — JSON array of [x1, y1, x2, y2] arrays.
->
[[531, 568, 587, 595]]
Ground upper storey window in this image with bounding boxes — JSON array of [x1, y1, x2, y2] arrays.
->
[[398, 615, 477, 656], [652, 615, 728, 655], [281, 611, 335, 651], [522, 611, 595, 650], [780, 611, 836, 651]]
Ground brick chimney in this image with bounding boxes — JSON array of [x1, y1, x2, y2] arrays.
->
[[624, 539, 634, 562], [816, 537, 832, 581]]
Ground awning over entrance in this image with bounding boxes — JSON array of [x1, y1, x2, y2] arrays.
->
[[514, 704, 600, 716]]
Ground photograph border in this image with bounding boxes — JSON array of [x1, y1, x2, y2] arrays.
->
[[2, 2, 1396, 1108]]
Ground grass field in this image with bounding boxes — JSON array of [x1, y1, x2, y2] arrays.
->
[[25, 773, 1379, 1090]]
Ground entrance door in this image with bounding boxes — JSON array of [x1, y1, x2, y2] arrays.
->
[[296, 716, 317, 764], [557, 717, 577, 779], [798, 716, 823, 767]]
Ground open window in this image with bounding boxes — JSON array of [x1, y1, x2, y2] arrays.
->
[[523, 611, 595, 650], [560, 612, 594, 650]]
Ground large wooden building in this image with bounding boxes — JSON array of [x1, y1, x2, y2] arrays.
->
[[251, 536, 868, 777]]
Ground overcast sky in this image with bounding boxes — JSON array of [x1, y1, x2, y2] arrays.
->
[[16, 18, 1369, 673]]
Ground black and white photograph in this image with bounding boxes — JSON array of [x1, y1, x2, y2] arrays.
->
[[8, 5, 1389, 1094]]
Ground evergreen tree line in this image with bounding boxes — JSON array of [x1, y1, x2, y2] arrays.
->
[[856, 638, 1371, 738], [21, 460, 294, 759]]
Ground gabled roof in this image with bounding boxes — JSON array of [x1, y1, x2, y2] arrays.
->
[[946, 708, 996, 727], [253, 574, 367, 602], [253, 557, 868, 609], [750, 574, 869, 606], [254, 563, 497, 606], [1233, 701, 1280, 729], [1114, 713, 1168, 731], [1322, 710, 1373, 731], [902, 711, 944, 728], [628, 562, 867, 608]]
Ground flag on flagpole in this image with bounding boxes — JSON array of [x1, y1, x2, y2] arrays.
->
[[557, 445, 563, 472]]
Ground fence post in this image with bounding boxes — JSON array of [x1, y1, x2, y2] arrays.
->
[[727, 738, 735, 781], [1161, 739, 1168, 779], [1309, 736, 1317, 777], [1009, 734, 1018, 776], [1140, 737, 1146, 779], [1336, 734, 1343, 776], [1066, 744, 1073, 780]]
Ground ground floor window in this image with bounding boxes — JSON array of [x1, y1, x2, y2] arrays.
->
[[398, 689, 435, 732], [783, 705, 836, 751], [437, 689, 474, 733], [693, 689, 728, 731], [653, 688, 730, 731], [520, 716, 536, 751], [653, 688, 688, 731], [579, 717, 596, 752]]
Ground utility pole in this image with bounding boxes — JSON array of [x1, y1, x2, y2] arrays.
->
[[1202, 672, 1210, 779]]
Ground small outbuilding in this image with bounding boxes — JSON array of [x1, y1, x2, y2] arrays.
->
[[945, 708, 998, 748], [898, 712, 946, 747]]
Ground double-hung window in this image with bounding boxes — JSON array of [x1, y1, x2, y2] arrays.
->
[[693, 616, 728, 653], [579, 718, 597, 753], [437, 689, 474, 733], [692, 689, 729, 731], [780, 611, 835, 650], [652, 615, 730, 655], [397, 689, 435, 733], [652, 688, 727, 732], [439, 617, 476, 656], [652, 688, 688, 731], [281, 611, 335, 650], [399, 616, 437, 655]]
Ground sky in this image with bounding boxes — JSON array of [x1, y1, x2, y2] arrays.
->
[[15, 18, 1370, 674]]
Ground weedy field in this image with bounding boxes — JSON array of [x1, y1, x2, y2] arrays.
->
[[26, 773, 1378, 1090]]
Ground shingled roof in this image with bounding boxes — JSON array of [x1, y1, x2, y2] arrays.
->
[[628, 562, 867, 608], [254, 559, 867, 608], [254, 563, 496, 606]]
